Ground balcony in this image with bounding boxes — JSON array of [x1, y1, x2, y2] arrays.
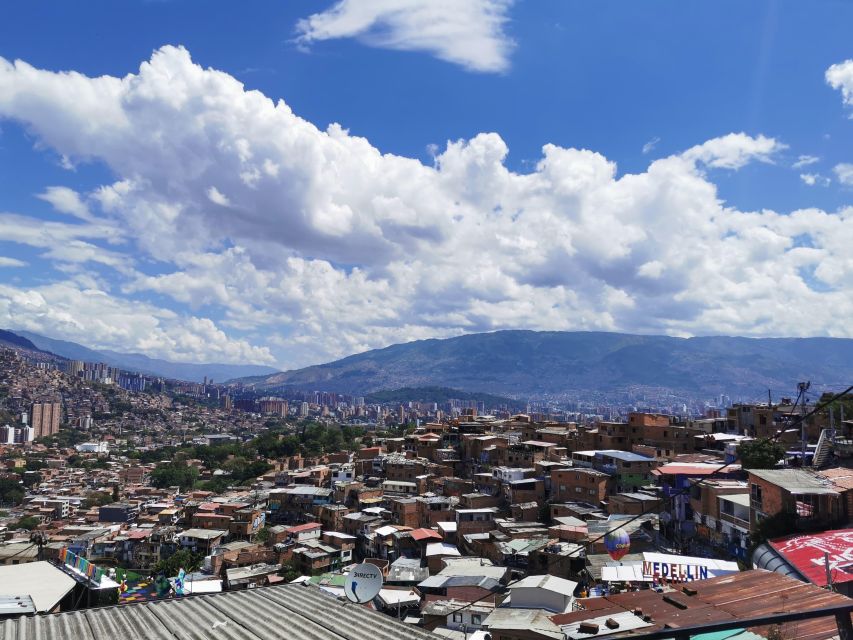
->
[[719, 511, 749, 530]]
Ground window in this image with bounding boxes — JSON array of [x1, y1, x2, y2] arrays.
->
[[750, 483, 763, 510], [796, 495, 816, 517], [471, 614, 482, 626], [453, 613, 463, 623]]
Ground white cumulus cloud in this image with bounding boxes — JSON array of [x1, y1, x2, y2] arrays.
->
[[834, 163, 853, 186], [0, 281, 275, 364], [800, 173, 830, 187], [295, 0, 515, 73], [827, 59, 853, 113], [681, 133, 787, 170], [792, 154, 819, 169], [0, 46, 850, 370], [36, 186, 94, 220]]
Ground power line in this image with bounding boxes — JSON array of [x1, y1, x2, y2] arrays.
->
[[422, 382, 853, 631]]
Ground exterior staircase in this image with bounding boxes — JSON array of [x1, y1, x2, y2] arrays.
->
[[812, 428, 833, 468]]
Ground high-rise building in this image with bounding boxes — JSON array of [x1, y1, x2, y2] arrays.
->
[[258, 397, 288, 417], [118, 372, 146, 392], [30, 401, 61, 439], [299, 402, 310, 417], [65, 360, 85, 377], [1, 424, 35, 444]]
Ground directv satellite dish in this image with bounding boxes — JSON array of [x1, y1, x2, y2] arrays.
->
[[344, 563, 383, 604]]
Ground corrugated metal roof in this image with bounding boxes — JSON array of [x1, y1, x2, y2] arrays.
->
[[0, 583, 441, 640], [748, 469, 838, 494], [769, 529, 853, 587], [571, 569, 851, 640]]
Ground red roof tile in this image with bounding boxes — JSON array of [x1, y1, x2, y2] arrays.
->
[[410, 528, 443, 542]]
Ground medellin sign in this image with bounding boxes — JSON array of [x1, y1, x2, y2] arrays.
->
[[642, 561, 709, 581]]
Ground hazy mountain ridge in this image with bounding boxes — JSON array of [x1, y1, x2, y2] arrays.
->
[[235, 331, 853, 399], [0, 329, 45, 353], [10, 330, 278, 384], [363, 386, 524, 410]]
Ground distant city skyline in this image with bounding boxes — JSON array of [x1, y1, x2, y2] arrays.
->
[[0, 1, 852, 370]]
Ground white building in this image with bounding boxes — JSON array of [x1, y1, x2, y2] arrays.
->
[[504, 575, 577, 613], [331, 464, 355, 485], [492, 467, 533, 483], [75, 442, 109, 453]]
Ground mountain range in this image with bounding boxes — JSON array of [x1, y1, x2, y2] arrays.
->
[[234, 330, 853, 400], [4, 330, 278, 384]]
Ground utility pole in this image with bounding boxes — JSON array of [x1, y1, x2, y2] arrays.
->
[[798, 382, 811, 460]]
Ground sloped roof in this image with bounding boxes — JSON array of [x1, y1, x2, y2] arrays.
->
[[0, 583, 441, 640], [410, 528, 443, 542], [482, 608, 563, 639], [770, 529, 853, 586], [509, 574, 578, 596], [748, 469, 838, 494], [0, 561, 76, 613]]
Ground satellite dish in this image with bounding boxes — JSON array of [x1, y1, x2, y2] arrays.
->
[[344, 563, 383, 604]]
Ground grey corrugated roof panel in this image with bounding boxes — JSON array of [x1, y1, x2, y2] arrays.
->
[[84, 605, 176, 640], [2, 611, 96, 640], [257, 585, 440, 640], [750, 542, 807, 582], [0, 584, 440, 640], [187, 589, 312, 640]]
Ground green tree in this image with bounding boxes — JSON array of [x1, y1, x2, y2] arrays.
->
[[21, 472, 42, 489], [737, 438, 786, 469], [279, 563, 301, 582], [199, 476, 231, 493], [15, 515, 40, 530], [82, 491, 114, 509], [150, 460, 199, 491], [251, 432, 299, 459], [255, 526, 271, 544], [153, 549, 202, 577], [750, 510, 798, 548], [25, 458, 46, 471], [0, 478, 24, 505]]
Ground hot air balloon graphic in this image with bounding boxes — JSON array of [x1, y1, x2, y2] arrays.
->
[[604, 529, 630, 562]]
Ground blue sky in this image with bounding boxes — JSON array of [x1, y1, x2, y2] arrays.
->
[[0, 1, 851, 369]]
